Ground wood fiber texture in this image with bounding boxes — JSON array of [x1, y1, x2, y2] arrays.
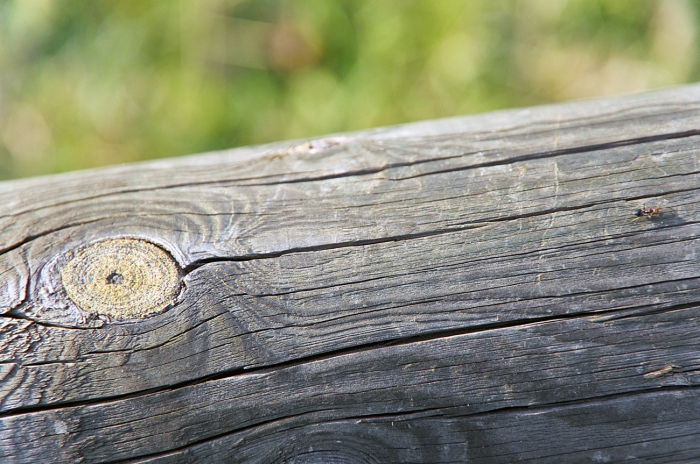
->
[[1, 85, 700, 463]]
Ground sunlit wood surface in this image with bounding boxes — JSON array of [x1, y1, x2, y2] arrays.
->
[[1, 85, 700, 463]]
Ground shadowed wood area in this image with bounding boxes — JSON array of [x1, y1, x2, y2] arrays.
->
[[1, 85, 700, 463]]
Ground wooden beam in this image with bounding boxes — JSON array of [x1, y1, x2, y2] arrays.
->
[[2, 85, 700, 463]]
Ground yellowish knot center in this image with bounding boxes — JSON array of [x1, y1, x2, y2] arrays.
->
[[60, 238, 181, 320]]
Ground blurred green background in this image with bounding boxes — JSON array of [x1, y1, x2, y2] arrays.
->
[[1, 0, 699, 179]]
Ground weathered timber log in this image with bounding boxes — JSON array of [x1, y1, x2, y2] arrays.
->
[[1, 84, 700, 463]]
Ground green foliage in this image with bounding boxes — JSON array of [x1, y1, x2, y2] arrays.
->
[[1, 0, 698, 179]]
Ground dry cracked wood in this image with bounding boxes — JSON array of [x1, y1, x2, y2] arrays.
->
[[1, 84, 700, 463]]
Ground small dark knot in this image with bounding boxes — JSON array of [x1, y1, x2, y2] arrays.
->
[[105, 271, 125, 285]]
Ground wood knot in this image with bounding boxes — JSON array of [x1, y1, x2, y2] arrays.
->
[[60, 238, 181, 320]]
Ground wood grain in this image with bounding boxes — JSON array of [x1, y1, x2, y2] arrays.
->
[[1, 85, 700, 462], [152, 389, 700, 464]]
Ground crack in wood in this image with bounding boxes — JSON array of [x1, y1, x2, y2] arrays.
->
[[182, 193, 699, 271], [1, 297, 696, 420], [394, 129, 700, 180], [101, 385, 700, 464]]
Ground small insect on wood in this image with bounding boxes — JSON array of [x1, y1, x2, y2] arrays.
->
[[633, 204, 660, 220]]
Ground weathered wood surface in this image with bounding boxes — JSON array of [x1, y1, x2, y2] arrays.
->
[[1, 84, 700, 463]]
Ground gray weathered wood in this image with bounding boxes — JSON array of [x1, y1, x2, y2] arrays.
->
[[1, 84, 700, 463]]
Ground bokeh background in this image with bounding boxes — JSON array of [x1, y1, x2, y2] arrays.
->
[[1, 0, 699, 179]]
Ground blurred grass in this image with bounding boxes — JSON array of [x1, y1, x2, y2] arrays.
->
[[0, 0, 698, 179]]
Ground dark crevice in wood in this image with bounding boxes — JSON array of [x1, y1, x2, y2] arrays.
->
[[105, 384, 700, 464], [103, 408, 345, 464], [218, 231, 700, 299], [1, 315, 70, 330], [182, 222, 491, 271], [0, 312, 85, 330], [244, 129, 700, 185], [589, 299, 700, 322], [0, 378, 185, 419], [525, 276, 700, 304], [183, 193, 699, 272], [2, 297, 697, 420], [373, 103, 697, 150], [0, 165, 423, 220], [0, 163, 296, 221], [246, 276, 699, 331], [2, 127, 698, 223], [392, 129, 700, 180], [284, 385, 700, 426]]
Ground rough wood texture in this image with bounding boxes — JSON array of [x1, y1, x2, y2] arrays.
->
[[1, 85, 700, 463]]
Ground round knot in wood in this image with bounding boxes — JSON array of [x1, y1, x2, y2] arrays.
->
[[60, 238, 181, 320]]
